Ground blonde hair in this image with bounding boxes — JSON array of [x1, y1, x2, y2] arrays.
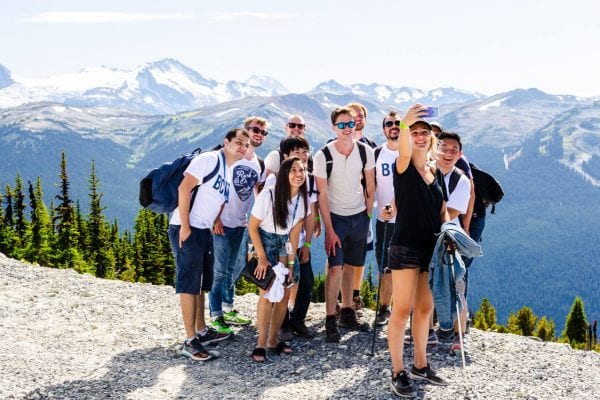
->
[[243, 116, 270, 130]]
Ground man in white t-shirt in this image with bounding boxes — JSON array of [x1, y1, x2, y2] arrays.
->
[[264, 114, 306, 176], [208, 117, 268, 334], [373, 111, 401, 326], [346, 102, 377, 314], [433, 131, 471, 354], [314, 107, 375, 342], [173, 128, 250, 361]]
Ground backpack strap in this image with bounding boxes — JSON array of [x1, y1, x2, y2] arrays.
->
[[320, 145, 334, 179], [430, 164, 449, 202], [448, 167, 464, 195], [257, 156, 265, 177], [356, 141, 368, 195], [191, 151, 222, 208], [374, 146, 383, 163]]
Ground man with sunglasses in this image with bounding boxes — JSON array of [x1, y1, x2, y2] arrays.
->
[[208, 117, 268, 335], [264, 114, 307, 176], [373, 111, 401, 326], [314, 107, 375, 342], [346, 102, 377, 315]]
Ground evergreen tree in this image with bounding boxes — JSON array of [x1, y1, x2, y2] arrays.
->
[[536, 316, 556, 341], [473, 298, 498, 330], [54, 151, 83, 269], [74, 200, 88, 257], [33, 177, 53, 266], [360, 264, 377, 310], [87, 161, 115, 279], [507, 311, 520, 335], [13, 174, 28, 245], [562, 297, 588, 344], [0, 190, 6, 254], [117, 230, 136, 282], [515, 306, 537, 337], [133, 209, 161, 283], [1, 184, 17, 256]]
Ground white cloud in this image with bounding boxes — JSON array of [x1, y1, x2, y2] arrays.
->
[[207, 12, 296, 21], [22, 12, 196, 24]]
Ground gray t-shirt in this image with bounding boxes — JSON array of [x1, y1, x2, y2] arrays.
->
[[313, 140, 375, 216]]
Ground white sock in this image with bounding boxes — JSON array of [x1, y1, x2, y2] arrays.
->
[[197, 327, 209, 336]]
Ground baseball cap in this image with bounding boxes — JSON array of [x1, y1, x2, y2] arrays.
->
[[409, 120, 433, 130]]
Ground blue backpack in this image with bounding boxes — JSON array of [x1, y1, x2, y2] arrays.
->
[[139, 145, 222, 214]]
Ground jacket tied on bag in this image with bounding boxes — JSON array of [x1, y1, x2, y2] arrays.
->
[[429, 222, 483, 330], [263, 262, 288, 303]]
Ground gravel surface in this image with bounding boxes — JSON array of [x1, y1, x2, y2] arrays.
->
[[1, 252, 599, 399]]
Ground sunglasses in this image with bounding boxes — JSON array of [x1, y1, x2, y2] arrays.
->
[[287, 122, 305, 130], [248, 126, 268, 136], [335, 121, 355, 129], [384, 120, 402, 128]]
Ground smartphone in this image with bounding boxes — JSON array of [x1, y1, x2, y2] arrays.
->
[[422, 106, 439, 118]]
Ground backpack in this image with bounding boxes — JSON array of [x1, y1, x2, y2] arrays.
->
[[320, 141, 368, 187], [469, 163, 504, 214], [139, 145, 223, 214]]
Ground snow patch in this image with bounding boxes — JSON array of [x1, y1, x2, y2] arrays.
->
[[479, 97, 508, 111], [215, 108, 240, 117], [375, 86, 391, 101]]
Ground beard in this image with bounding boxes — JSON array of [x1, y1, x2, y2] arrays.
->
[[250, 139, 262, 148]]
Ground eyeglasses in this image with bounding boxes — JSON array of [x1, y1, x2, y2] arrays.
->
[[287, 122, 305, 130], [436, 147, 459, 156], [384, 120, 401, 128], [247, 126, 268, 136], [335, 121, 355, 129]]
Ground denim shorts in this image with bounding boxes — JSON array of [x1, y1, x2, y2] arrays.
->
[[387, 244, 433, 273], [328, 211, 370, 268], [257, 228, 300, 283], [169, 225, 214, 294]]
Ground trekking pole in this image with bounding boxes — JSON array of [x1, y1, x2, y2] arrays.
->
[[445, 238, 466, 369], [371, 218, 389, 356]]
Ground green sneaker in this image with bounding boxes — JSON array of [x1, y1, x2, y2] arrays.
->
[[211, 316, 233, 334], [223, 310, 252, 326]]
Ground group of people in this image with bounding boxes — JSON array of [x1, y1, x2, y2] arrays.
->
[[168, 102, 486, 398]]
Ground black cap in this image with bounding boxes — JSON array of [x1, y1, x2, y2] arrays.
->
[[409, 120, 432, 130]]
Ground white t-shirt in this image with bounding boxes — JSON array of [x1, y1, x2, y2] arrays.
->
[[219, 155, 266, 228], [169, 151, 231, 229], [313, 140, 375, 216], [375, 144, 398, 223], [251, 185, 310, 235], [444, 168, 471, 225], [264, 149, 282, 175]]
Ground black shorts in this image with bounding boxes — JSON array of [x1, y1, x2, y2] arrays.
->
[[387, 244, 432, 273]]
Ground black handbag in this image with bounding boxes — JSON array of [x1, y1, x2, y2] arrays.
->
[[241, 256, 275, 290]]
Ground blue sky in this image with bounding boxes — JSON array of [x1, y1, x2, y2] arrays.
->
[[1, 0, 599, 96]]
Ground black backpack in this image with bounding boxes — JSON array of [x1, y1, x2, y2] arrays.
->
[[139, 145, 223, 214], [469, 163, 504, 213]]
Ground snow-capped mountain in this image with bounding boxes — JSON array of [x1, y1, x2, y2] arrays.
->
[[245, 75, 289, 95], [310, 79, 485, 109], [0, 65, 14, 89], [0, 59, 288, 114]]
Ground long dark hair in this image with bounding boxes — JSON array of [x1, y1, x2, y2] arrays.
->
[[273, 157, 308, 229]]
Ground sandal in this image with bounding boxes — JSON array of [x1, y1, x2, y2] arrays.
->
[[251, 347, 267, 363], [269, 341, 293, 355]]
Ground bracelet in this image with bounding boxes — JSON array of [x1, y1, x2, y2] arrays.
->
[[303, 242, 311, 248], [287, 260, 295, 266], [400, 121, 409, 129], [315, 216, 320, 222], [368, 213, 372, 219]]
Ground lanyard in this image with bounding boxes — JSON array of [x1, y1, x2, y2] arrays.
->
[[289, 193, 300, 227]]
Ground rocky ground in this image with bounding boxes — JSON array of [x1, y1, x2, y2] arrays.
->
[[1, 253, 599, 399]]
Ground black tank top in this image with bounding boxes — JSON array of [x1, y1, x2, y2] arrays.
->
[[390, 162, 444, 251]]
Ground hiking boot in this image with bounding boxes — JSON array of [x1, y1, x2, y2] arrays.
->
[[451, 333, 468, 356], [436, 328, 454, 343], [335, 303, 341, 319], [223, 309, 251, 326], [427, 330, 438, 348], [325, 317, 341, 342], [375, 306, 391, 326], [338, 307, 369, 332], [181, 338, 216, 361], [289, 320, 315, 338], [211, 316, 233, 335], [410, 364, 448, 386], [278, 326, 294, 342], [390, 369, 417, 398], [352, 296, 364, 317], [197, 327, 230, 345]]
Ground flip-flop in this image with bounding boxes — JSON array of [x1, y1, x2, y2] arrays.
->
[[268, 341, 293, 355], [251, 347, 267, 363]]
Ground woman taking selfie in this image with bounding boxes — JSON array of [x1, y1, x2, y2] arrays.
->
[[387, 105, 450, 397], [248, 157, 308, 362]]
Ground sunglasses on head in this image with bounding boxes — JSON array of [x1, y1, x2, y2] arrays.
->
[[384, 120, 402, 128], [287, 122, 305, 129], [248, 126, 268, 136], [335, 121, 355, 129]]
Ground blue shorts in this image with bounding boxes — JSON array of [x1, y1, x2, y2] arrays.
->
[[169, 225, 214, 295], [328, 211, 370, 268]]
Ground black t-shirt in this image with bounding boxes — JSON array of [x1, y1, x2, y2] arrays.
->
[[390, 162, 444, 251]]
